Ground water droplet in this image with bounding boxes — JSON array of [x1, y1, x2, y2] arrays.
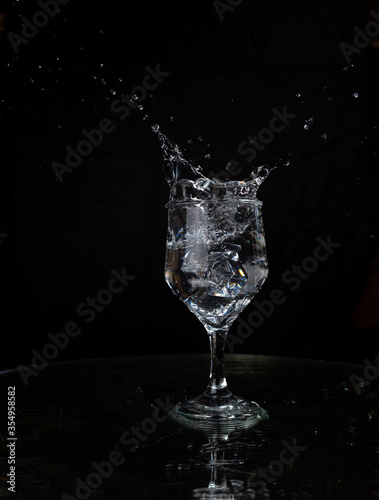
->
[[352, 93, 359, 99], [296, 93, 301, 98], [304, 117, 314, 131], [187, 139, 193, 145], [151, 124, 160, 133], [321, 133, 327, 139], [138, 104, 143, 111], [143, 114, 149, 121], [197, 137, 203, 142], [170, 116, 174, 122], [204, 154, 211, 159], [110, 89, 116, 96]]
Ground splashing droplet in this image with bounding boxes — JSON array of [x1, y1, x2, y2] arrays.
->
[[304, 116, 314, 130]]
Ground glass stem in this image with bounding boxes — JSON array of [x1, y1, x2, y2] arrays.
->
[[204, 328, 232, 399]]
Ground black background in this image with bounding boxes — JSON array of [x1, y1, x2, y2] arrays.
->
[[1, 0, 378, 371]]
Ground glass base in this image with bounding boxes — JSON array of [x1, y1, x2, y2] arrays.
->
[[169, 392, 268, 433]]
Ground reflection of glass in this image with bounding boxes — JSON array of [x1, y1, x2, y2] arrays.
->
[[164, 178, 269, 431], [192, 431, 237, 500], [191, 425, 263, 499]]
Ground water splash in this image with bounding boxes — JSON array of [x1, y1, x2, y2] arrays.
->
[[151, 123, 204, 185], [152, 124, 279, 202]]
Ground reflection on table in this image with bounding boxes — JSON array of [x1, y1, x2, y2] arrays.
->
[[0, 354, 378, 499]]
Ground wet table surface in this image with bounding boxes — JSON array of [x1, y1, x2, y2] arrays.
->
[[0, 354, 379, 500]]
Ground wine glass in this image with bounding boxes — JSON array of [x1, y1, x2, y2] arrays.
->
[[164, 176, 269, 431]]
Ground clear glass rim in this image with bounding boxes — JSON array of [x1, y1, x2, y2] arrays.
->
[[165, 198, 262, 208]]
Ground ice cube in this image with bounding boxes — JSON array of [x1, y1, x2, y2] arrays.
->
[[206, 243, 247, 298]]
